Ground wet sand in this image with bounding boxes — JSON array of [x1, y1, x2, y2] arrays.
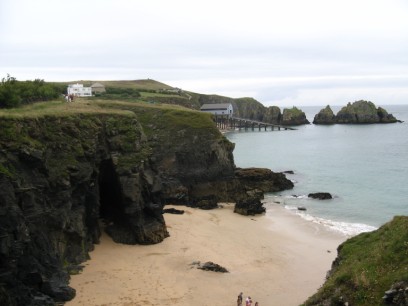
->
[[67, 203, 346, 306]]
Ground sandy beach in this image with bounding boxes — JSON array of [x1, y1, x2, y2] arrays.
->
[[67, 203, 346, 306]]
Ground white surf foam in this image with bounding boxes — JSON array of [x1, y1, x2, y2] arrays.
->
[[265, 195, 378, 237], [284, 206, 378, 237]]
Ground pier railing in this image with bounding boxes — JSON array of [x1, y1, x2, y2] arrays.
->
[[214, 115, 296, 131]]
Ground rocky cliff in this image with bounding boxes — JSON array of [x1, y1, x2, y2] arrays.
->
[[312, 105, 336, 124], [0, 100, 293, 305], [314, 101, 399, 124], [263, 106, 282, 124], [281, 107, 310, 125]]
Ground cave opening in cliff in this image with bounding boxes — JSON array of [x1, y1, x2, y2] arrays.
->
[[98, 159, 125, 228]]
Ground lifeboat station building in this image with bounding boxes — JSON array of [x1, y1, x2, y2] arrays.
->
[[200, 103, 233, 118]]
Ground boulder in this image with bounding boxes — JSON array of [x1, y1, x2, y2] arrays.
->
[[197, 261, 229, 273], [192, 195, 218, 210], [308, 192, 333, 200], [234, 196, 265, 216], [163, 208, 185, 214]]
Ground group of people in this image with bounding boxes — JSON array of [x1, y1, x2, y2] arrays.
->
[[64, 94, 75, 102], [237, 292, 259, 306]]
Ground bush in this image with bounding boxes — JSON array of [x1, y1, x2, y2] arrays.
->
[[105, 87, 141, 97], [0, 75, 61, 108], [0, 75, 21, 108]]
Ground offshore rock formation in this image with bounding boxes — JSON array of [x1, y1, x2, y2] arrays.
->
[[308, 192, 333, 200], [314, 101, 399, 124], [281, 107, 310, 125], [312, 105, 336, 125], [336, 100, 397, 123], [0, 104, 293, 305], [263, 106, 282, 125]]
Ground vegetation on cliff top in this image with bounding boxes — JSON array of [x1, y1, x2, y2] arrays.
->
[[303, 216, 408, 306], [0, 75, 63, 108], [0, 80, 225, 177]]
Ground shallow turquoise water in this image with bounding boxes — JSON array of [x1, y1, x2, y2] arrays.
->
[[226, 105, 408, 234]]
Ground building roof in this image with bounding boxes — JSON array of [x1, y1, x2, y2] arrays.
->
[[91, 82, 105, 88], [200, 103, 232, 110], [68, 83, 84, 88]]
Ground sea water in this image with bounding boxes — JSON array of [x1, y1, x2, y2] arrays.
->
[[226, 105, 408, 236]]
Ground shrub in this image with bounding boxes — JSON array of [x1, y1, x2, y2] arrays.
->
[[0, 75, 61, 108]]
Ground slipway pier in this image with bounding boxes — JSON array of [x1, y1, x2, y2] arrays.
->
[[214, 115, 296, 131]]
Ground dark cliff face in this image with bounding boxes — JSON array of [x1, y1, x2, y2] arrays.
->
[[263, 106, 282, 124], [0, 103, 294, 305], [0, 114, 168, 305], [130, 104, 292, 205]]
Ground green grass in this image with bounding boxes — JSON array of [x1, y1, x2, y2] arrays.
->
[[0, 99, 134, 118], [54, 79, 173, 91], [139, 92, 182, 98], [283, 106, 304, 115], [303, 216, 408, 306], [100, 79, 174, 90]]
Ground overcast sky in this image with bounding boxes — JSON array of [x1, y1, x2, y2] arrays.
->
[[1, 0, 408, 106]]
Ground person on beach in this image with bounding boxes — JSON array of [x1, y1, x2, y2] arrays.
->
[[245, 296, 252, 306], [255, 302, 258, 306], [237, 292, 243, 306]]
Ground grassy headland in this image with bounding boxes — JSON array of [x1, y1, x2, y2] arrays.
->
[[303, 216, 408, 306]]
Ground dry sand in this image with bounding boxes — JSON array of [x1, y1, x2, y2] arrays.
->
[[67, 204, 346, 306]]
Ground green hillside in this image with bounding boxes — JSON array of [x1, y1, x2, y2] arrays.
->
[[56, 79, 173, 91], [303, 216, 408, 306]]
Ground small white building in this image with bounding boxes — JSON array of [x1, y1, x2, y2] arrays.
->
[[91, 82, 106, 93], [200, 103, 234, 118], [67, 83, 92, 97]]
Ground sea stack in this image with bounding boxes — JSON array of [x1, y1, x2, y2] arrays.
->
[[281, 107, 310, 125], [314, 101, 399, 124], [313, 105, 336, 125]]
